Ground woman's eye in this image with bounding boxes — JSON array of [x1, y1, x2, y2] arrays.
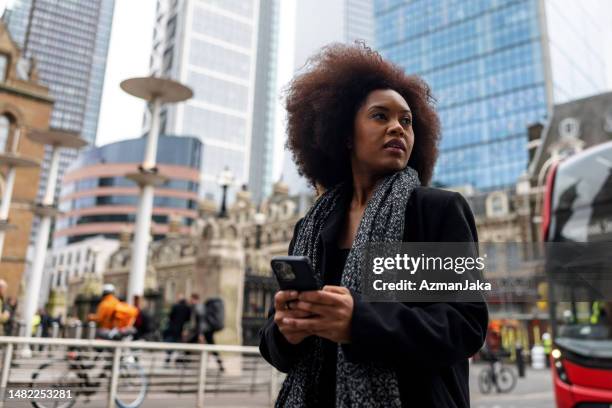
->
[[401, 117, 412, 126], [373, 113, 386, 120]]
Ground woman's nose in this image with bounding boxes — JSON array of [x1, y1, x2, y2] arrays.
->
[[388, 120, 405, 135]]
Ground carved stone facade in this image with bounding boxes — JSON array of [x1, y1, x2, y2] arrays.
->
[[90, 181, 306, 345], [0, 21, 53, 299]]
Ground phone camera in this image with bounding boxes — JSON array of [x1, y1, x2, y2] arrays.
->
[[273, 261, 296, 281]]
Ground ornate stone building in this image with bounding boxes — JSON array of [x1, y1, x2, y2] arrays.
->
[[92, 180, 306, 345], [0, 21, 53, 299]]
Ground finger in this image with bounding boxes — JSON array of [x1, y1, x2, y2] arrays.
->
[[292, 301, 335, 316], [298, 290, 343, 306], [274, 290, 299, 307], [282, 317, 327, 332], [322, 285, 350, 295], [276, 309, 313, 319]]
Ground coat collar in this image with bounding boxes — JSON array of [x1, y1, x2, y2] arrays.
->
[[320, 184, 352, 248]]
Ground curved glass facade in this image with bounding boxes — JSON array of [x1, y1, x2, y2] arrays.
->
[[54, 135, 202, 247]]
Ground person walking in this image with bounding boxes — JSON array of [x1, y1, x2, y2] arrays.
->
[[202, 297, 225, 372], [259, 43, 488, 407], [163, 295, 192, 363], [0, 280, 10, 336]]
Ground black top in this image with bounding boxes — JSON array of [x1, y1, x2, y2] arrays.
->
[[259, 187, 489, 407], [319, 246, 350, 406]]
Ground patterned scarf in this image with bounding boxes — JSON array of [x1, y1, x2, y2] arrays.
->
[[276, 166, 421, 407]]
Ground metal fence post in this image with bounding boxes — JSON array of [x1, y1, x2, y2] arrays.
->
[[0, 343, 14, 408], [107, 347, 122, 408], [197, 350, 209, 408], [51, 322, 59, 338], [87, 321, 96, 339], [74, 321, 82, 339]]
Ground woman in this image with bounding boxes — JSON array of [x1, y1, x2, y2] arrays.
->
[[259, 43, 488, 407]]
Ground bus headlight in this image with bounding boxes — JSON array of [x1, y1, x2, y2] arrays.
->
[[551, 348, 571, 384]]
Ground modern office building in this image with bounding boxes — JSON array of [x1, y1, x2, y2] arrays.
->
[[54, 135, 202, 248], [147, 0, 280, 203], [3, 0, 115, 208], [374, 0, 610, 191], [249, 0, 280, 202]]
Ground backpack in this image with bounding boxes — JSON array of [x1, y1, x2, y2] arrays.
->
[[112, 301, 139, 328], [204, 298, 225, 332]]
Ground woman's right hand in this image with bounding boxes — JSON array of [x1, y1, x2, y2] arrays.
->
[[274, 290, 312, 345]]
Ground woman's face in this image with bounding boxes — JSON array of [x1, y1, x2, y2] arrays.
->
[[350, 89, 414, 178]]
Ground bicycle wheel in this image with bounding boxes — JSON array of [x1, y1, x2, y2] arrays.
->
[[115, 361, 148, 408], [477, 368, 492, 394], [30, 360, 78, 408], [496, 367, 517, 393]]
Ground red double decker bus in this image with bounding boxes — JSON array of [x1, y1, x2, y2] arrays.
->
[[542, 141, 612, 407]]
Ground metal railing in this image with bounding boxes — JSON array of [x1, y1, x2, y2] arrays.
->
[[0, 336, 283, 408]]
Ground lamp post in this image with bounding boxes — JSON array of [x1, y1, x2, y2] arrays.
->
[[120, 76, 192, 306], [217, 166, 234, 218], [0, 126, 40, 259], [90, 244, 101, 275], [254, 211, 265, 249], [21, 129, 87, 349]]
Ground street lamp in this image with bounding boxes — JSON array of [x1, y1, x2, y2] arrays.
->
[[217, 166, 234, 218], [254, 211, 266, 249], [120, 76, 192, 306], [21, 129, 87, 351]]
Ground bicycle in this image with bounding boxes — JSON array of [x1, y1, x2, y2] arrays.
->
[[478, 359, 518, 394], [29, 328, 148, 408]]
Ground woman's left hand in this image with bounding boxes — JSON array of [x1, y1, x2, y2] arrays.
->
[[283, 285, 354, 344]]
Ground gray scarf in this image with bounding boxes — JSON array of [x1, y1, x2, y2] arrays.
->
[[276, 166, 421, 407]]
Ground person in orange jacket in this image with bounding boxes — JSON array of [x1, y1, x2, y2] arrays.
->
[[88, 284, 119, 330]]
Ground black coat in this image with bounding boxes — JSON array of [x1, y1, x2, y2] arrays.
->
[[165, 300, 192, 338], [259, 187, 489, 407]]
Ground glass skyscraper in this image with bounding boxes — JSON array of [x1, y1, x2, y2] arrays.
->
[[148, 0, 279, 203], [3, 0, 115, 229], [374, 0, 609, 190], [249, 0, 280, 203]]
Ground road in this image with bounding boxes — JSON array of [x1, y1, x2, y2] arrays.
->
[[471, 364, 556, 408]]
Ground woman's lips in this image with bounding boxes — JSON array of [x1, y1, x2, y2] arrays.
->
[[383, 139, 406, 152], [384, 146, 405, 155], [383, 140, 406, 153]]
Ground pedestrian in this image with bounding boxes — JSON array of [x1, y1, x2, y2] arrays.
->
[[202, 297, 225, 372], [259, 43, 488, 407], [4, 297, 17, 336], [0, 280, 10, 336], [163, 294, 191, 364]]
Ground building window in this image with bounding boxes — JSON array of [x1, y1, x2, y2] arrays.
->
[[0, 54, 8, 82], [0, 115, 10, 152]]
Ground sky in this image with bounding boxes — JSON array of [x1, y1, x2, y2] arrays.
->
[[1, 0, 611, 183]]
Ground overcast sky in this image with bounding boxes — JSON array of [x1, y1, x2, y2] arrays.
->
[[1, 0, 611, 182]]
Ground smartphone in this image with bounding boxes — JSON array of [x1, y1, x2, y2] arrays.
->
[[271, 256, 321, 292]]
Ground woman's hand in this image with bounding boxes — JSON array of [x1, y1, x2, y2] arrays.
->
[[274, 290, 314, 345], [283, 285, 354, 344]]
